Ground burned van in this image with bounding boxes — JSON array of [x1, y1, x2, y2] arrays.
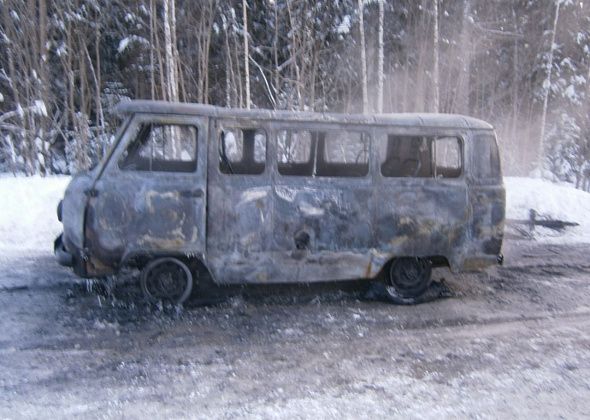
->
[[55, 100, 505, 304]]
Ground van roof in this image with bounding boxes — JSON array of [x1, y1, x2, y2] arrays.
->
[[114, 100, 494, 130]]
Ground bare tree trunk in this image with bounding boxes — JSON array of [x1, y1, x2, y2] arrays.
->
[[94, 21, 105, 154], [358, 0, 369, 113], [273, 0, 280, 108], [37, 0, 51, 174], [163, 0, 179, 102], [223, 14, 238, 108], [453, 0, 471, 114], [376, 0, 385, 113], [511, 5, 519, 147], [432, 0, 440, 113], [242, 0, 251, 109], [170, 0, 184, 102], [286, 1, 302, 110], [233, 26, 244, 108], [150, 0, 156, 99], [224, 18, 232, 107], [537, 0, 560, 172]]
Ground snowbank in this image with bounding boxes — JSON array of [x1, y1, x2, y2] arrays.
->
[[0, 175, 70, 254], [0, 175, 589, 255], [505, 177, 590, 243]]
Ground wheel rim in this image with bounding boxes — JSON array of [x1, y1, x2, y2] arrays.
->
[[141, 258, 193, 304], [388, 257, 431, 298]]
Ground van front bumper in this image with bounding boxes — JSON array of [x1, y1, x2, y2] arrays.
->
[[54, 233, 89, 277], [54, 234, 73, 267]]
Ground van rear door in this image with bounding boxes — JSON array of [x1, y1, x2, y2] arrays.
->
[[374, 133, 469, 271], [465, 132, 505, 269]]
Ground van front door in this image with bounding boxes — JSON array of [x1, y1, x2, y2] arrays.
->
[[84, 114, 208, 275]]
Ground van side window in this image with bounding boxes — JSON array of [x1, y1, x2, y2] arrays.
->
[[472, 134, 501, 179], [316, 131, 369, 177], [119, 123, 197, 172], [277, 130, 314, 176], [381, 135, 433, 178], [435, 137, 462, 178], [219, 128, 266, 175]]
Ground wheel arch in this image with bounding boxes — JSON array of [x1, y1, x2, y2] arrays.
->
[[374, 254, 450, 282], [121, 250, 216, 282]]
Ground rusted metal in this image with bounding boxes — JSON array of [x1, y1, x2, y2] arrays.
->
[[55, 100, 505, 285]]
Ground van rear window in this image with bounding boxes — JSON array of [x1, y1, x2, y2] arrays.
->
[[472, 134, 501, 179], [380, 135, 462, 178], [435, 137, 462, 178], [119, 123, 197, 172], [381, 136, 433, 178]]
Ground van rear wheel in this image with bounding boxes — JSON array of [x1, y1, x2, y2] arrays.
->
[[141, 257, 193, 305], [386, 257, 432, 299]]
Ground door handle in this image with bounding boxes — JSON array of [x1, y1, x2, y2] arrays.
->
[[180, 189, 204, 198]]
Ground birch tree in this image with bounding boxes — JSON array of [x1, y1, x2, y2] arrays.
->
[[163, 0, 179, 102], [242, 0, 251, 109], [376, 0, 385, 113], [432, 0, 440, 113], [537, 0, 561, 172], [358, 0, 368, 114]]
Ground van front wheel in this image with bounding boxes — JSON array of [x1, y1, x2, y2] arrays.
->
[[386, 257, 432, 299], [141, 257, 193, 305]]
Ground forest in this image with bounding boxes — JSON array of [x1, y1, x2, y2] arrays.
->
[[0, 0, 589, 188]]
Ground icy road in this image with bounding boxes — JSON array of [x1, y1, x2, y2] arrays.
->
[[0, 239, 589, 418]]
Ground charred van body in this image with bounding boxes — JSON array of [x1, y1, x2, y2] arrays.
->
[[55, 100, 505, 303]]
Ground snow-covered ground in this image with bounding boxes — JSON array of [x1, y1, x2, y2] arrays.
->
[[0, 175, 70, 254], [0, 175, 589, 254], [505, 177, 590, 244]]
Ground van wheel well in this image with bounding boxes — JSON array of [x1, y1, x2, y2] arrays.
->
[[376, 255, 449, 282], [125, 253, 214, 283]]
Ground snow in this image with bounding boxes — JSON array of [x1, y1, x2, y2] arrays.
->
[[336, 16, 351, 35], [0, 176, 589, 257], [0, 175, 70, 254], [33, 100, 48, 117], [117, 35, 149, 53], [505, 177, 590, 243], [118, 37, 131, 53]]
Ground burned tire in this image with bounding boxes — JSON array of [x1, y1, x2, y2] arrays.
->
[[140, 257, 193, 305], [386, 257, 432, 299]]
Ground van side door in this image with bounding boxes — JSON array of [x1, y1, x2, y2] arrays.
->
[[271, 126, 374, 282], [84, 113, 208, 275], [206, 119, 272, 283]]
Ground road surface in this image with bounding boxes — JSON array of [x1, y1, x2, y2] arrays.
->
[[0, 239, 589, 418]]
